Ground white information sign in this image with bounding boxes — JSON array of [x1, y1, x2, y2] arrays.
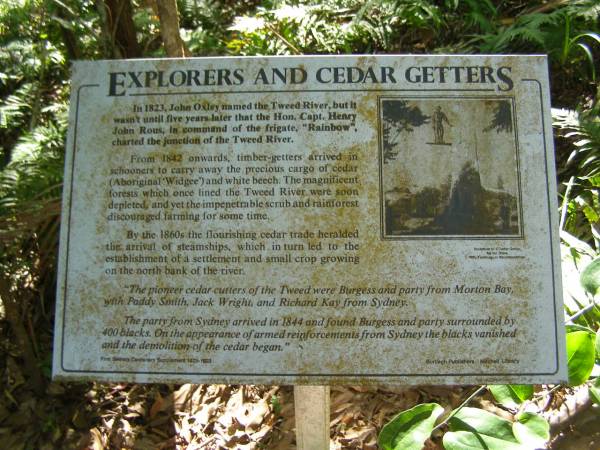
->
[[53, 55, 566, 385]]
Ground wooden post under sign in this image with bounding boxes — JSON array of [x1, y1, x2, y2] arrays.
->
[[294, 385, 330, 450]]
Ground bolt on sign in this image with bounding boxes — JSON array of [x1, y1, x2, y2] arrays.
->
[[53, 55, 567, 385]]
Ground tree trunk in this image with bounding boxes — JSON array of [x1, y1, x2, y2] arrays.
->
[[53, 2, 81, 60], [95, 0, 117, 58], [60, 27, 81, 61], [101, 0, 141, 58], [156, 0, 190, 57]]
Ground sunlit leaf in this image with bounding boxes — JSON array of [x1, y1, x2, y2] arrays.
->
[[513, 412, 549, 448], [590, 378, 600, 405], [448, 407, 517, 443], [443, 430, 525, 450], [228, 16, 266, 33], [581, 257, 600, 295], [566, 331, 595, 385], [378, 403, 443, 450], [273, 5, 308, 22], [488, 385, 534, 408]]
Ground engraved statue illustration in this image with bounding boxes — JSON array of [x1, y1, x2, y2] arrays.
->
[[431, 106, 451, 145], [380, 98, 520, 238]]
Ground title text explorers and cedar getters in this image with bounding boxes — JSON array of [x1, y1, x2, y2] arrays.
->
[[108, 64, 514, 96]]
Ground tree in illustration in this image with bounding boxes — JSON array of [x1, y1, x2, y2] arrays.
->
[[415, 187, 442, 217], [437, 161, 493, 233], [484, 100, 512, 133], [382, 100, 430, 163]]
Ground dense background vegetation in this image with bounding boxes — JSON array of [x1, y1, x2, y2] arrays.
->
[[0, 0, 599, 448]]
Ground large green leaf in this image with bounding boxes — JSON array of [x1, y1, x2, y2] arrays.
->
[[448, 407, 517, 443], [443, 430, 525, 450], [444, 408, 548, 450], [566, 331, 595, 385], [590, 378, 600, 405], [378, 403, 444, 450], [512, 412, 549, 448], [581, 257, 600, 295], [488, 385, 534, 408]]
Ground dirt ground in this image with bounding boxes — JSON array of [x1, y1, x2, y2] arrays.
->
[[0, 351, 598, 450]]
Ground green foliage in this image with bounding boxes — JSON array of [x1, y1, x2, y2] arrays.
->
[[477, 12, 561, 54], [0, 0, 78, 170], [444, 407, 550, 450], [581, 257, 600, 295], [461, 0, 600, 90], [1, 117, 66, 204], [379, 402, 551, 450], [488, 385, 533, 408], [475, 1, 598, 53], [590, 377, 600, 405], [216, 0, 600, 100], [447, 407, 517, 443], [178, 0, 259, 55], [269, 394, 281, 414], [0, 121, 66, 291], [555, 94, 600, 250], [513, 412, 550, 448], [0, 0, 72, 322], [443, 430, 524, 450], [443, 414, 549, 450], [561, 28, 600, 81], [566, 330, 596, 385], [227, 0, 444, 55], [378, 403, 444, 450], [565, 101, 600, 178], [133, 7, 163, 56], [0, 82, 35, 130], [455, 0, 498, 34]]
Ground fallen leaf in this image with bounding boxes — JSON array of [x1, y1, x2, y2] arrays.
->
[[89, 427, 104, 450], [149, 392, 164, 418]]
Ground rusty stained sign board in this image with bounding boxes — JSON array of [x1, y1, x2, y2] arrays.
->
[[53, 55, 567, 385]]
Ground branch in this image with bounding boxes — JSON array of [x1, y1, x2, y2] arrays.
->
[[265, 24, 302, 55], [432, 385, 487, 432]]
